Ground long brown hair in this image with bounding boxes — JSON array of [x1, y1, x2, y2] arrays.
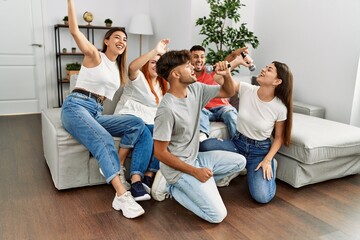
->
[[273, 61, 293, 147], [141, 59, 168, 104], [101, 27, 127, 86]]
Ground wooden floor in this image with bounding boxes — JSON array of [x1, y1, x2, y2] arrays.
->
[[1, 114, 360, 240]]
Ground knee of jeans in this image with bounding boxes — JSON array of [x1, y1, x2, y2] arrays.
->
[[250, 188, 275, 204], [208, 206, 227, 223]]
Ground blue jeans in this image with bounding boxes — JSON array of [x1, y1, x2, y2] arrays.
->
[[199, 133, 276, 203], [168, 150, 246, 223], [145, 124, 159, 172], [61, 93, 153, 183], [200, 105, 238, 139]]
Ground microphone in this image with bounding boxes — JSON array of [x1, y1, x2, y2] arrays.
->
[[240, 52, 256, 71], [205, 63, 231, 74]]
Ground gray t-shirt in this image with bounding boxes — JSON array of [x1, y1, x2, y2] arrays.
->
[[153, 82, 220, 184]]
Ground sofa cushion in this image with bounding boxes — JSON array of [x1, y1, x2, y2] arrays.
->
[[278, 113, 360, 164]]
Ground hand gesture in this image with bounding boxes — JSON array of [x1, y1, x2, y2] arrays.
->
[[213, 61, 231, 76], [193, 167, 213, 183], [155, 39, 170, 55]]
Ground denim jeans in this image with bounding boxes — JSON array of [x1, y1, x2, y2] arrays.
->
[[145, 124, 159, 172], [61, 93, 153, 183], [199, 105, 238, 139], [199, 133, 276, 203], [168, 150, 246, 223]]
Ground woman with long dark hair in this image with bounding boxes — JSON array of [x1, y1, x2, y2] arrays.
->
[[200, 55, 293, 204], [61, 0, 152, 219]]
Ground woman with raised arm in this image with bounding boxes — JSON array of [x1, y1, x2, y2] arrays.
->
[[114, 39, 169, 201], [61, 0, 152, 219]]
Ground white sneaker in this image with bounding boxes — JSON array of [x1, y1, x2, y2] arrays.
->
[[99, 166, 131, 190], [151, 170, 168, 202], [216, 172, 240, 187], [112, 191, 145, 219]]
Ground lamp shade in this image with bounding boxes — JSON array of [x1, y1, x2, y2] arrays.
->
[[128, 14, 153, 35]]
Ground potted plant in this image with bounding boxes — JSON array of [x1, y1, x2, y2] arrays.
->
[[63, 16, 68, 25], [196, 0, 259, 69], [104, 18, 113, 27], [65, 62, 81, 81]]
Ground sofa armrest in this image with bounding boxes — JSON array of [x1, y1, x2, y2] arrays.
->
[[293, 101, 325, 118]]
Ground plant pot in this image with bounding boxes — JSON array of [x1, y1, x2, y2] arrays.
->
[[66, 70, 80, 82], [106, 23, 112, 27], [71, 48, 76, 53], [64, 21, 68, 25]]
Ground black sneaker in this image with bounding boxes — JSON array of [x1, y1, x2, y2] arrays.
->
[[142, 175, 154, 194], [131, 181, 151, 201]]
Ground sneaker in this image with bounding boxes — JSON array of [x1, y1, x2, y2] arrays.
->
[[112, 191, 145, 219], [151, 170, 168, 202], [216, 172, 240, 187], [130, 181, 151, 201], [120, 166, 131, 190], [239, 168, 247, 175], [142, 175, 154, 194], [99, 166, 131, 191]]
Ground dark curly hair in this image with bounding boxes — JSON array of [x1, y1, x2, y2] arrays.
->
[[156, 50, 191, 81]]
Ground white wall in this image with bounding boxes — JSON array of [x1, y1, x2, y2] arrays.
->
[[251, 0, 360, 123], [350, 55, 360, 127], [43, 0, 360, 124], [149, 0, 192, 50]]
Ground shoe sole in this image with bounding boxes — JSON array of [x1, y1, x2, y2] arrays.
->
[[112, 205, 145, 219], [133, 193, 151, 201], [142, 183, 151, 194]]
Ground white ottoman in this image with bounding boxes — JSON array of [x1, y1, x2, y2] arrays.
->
[[276, 113, 360, 187]]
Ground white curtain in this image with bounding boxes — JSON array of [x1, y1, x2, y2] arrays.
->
[[350, 55, 360, 127]]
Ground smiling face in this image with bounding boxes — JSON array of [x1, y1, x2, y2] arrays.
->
[[190, 50, 206, 74], [148, 55, 160, 79], [257, 63, 280, 86], [104, 30, 127, 56], [173, 61, 197, 84]]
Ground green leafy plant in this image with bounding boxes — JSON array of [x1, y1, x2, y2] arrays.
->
[[65, 62, 81, 71], [196, 0, 259, 65], [104, 18, 113, 24], [63, 16, 68, 21]]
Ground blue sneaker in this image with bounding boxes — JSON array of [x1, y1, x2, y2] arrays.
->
[[142, 175, 154, 194], [131, 181, 151, 201]]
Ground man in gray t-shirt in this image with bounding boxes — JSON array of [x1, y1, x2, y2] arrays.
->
[[153, 50, 246, 223]]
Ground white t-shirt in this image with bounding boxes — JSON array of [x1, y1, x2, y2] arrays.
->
[[153, 82, 220, 184], [114, 71, 163, 124], [236, 82, 287, 141], [75, 52, 120, 100]]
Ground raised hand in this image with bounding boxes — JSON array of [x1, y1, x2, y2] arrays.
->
[[155, 39, 170, 55]]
